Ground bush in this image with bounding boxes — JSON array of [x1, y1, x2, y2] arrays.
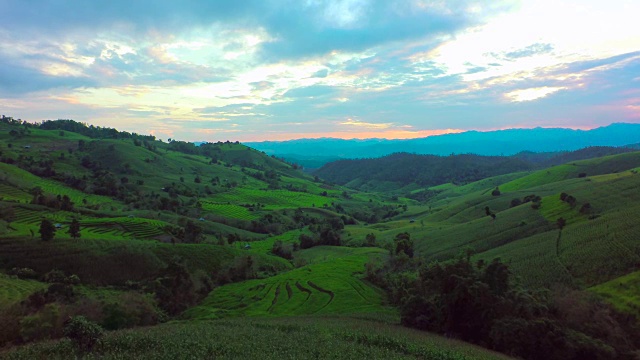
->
[[10, 267, 38, 279], [20, 303, 62, 342], [510, 198, 522, 208], [63, 315, 104, 352], [271, 240, 293, 260]]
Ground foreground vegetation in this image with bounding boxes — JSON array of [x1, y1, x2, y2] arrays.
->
[[2, 316, 512, 360]]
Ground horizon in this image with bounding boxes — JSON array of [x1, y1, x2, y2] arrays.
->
[[4, 114, 634, 143], [1, 1, 639, 142]]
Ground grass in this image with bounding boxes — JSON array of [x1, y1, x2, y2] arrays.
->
[[473, 206, 640, 289], [591, 270, 640, 318], [0, 163, 117, 208], [0, 274, 47, 310], [185, 247, 391, 319], [0, 316, 513, 360], [200, 201, 260, 220], [241, 229, 307, 255], [473, 230, 575, 289], [499, 152, 640, 192], [0, 235, 288, 286], [208, 187, 333, 210]]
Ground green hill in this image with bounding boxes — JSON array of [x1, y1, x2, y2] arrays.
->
[[2, 116, 640, 359]]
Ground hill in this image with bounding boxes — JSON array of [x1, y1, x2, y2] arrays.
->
[[313, 146, 640, 194], [246, 123, 640, 166], [2, 115, 640, 359]]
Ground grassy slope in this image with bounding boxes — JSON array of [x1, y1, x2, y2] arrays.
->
[[186, 247, 391, 319], [341, 152, 640, 292], [0, 274, 47, 311], [1, 316, 512, 360], [590, 270, 640, 318], [0, 236, 290, 286]]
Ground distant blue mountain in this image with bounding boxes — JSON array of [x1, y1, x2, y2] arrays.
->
[[245, 123, 640, 167]]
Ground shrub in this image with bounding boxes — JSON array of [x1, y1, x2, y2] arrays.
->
[[10, 267, 38, 279], [44, 269, 67, 283], [271, 240, 293, 260], [20, 303, 62, 342], [63, 315, 104, 352]]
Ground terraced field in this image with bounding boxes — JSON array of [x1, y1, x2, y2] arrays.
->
[[187, 247, 390, 319], [209, 187, 332, 210], [80, 217, 168, 240], [473, 230, 575, 288], [473, 206, 640, 289], [0, 274, 47, 310], [0, 183, 31, 202], [200, 201, 260, 220]]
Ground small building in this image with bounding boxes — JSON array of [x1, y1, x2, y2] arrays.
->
[[409, 219, 416, 223], [198, 217, 205, 221], [244, 244, 251, 250], [23, 145, 31, 149], [54, 223, 63, 229]]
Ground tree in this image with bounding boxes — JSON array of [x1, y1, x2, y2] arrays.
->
[[60, 195, 74, 211], [394, 232, 414, 258], [365, 233, 377, 247], [63, 316, 104, 353], [557, 217, 566, 230], [39, 219, 56, 241], [183, 221, 203, 243], [68, 218, 81, 239]]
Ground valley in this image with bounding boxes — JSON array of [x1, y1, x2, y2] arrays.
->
[[1, 117, 640, 359]]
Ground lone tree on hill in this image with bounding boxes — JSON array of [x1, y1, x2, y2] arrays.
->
[[68, 218, 81, 239], [557, 217, 566, 230], [39, 219, 56, 241]]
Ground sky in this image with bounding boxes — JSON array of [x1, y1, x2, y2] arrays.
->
[[0, 0, 639, 142]]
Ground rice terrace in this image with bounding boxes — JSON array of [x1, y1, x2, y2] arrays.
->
[[2, 1, 640, 359]]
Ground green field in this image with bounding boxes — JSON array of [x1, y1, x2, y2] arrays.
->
[[187, 247, 390, 319], [591, 270, 640, 318], [209, 187, 333, 210], [0, 274, 47, 310], [0, 316, 512, 360], [0, 163, 118, 209], [200, 201, 260, 220]]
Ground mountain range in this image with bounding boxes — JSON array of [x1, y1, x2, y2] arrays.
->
[[245, 123, 640, 169]]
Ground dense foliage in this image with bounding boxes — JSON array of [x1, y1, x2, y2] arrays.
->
[[367, 252, 640, 360], [314, 153, 534, 189]]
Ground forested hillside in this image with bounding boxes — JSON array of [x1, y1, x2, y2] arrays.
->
[[314, 146, 639, 192]]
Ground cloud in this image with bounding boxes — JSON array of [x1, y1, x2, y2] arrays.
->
[[283, 85, 336, 99], [339, 119, 394, 129], [1, 0, 639, 142], [501, 43, 554, 60], [504, 86, 566, 102], [311, 69, 329, 78]]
